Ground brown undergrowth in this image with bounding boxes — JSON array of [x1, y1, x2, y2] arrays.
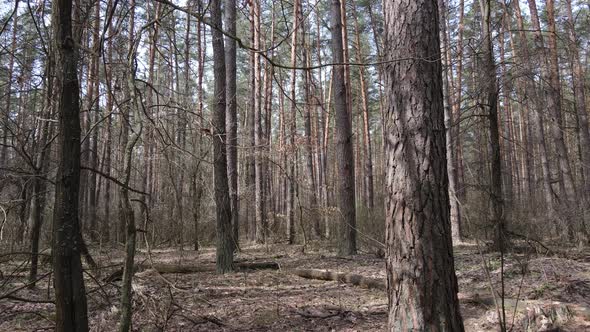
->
[[1, 243, 589, 331]]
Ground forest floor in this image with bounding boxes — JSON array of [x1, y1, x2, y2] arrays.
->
[[1, 242, 590, 331]]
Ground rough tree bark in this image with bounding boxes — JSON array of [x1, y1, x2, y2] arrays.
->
[[51, 0, 89, 330], [383, 0, 464, 330], [211, 0, 234, 273], [331, 0, 356, 256]]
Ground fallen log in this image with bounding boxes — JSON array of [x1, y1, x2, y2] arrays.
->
[[104, 261, 280, 282], [291, 269, 386, 290]]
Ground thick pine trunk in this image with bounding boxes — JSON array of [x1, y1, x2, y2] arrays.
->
[[383, 0, 464, 330]]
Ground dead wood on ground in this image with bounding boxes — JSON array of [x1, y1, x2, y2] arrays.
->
[[291, 268, 386, 290]]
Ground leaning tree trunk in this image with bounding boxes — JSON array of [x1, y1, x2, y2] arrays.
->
[[383, 0, 464, 330], [211, 0, 234, 273], [51, 0, 89, 330], [331, 0, 356, 256]]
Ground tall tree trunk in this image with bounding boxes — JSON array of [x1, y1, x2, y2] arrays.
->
[[383, 0, 464, 330], [225, 0, 239, 251], [498, 12, 517, 206], [87, 0, 101, 242], [513, 0, 553, 210], [479, 0, 504, 249], [527, 0, 575, 204], [252, 0, 266, 244], [194, 0, 205, 249], [351, 2, 374, 210], [453, 0, 466, 200], [119, 34, 143, 332], [264, 7, 276, 235], [141, 1, 162, 242], [211, 0, 234, 273], [1, 0, 19, 168], [102, 0, 115, 244], [302, 27, 320, 238], [51, 0, 89, 330], [545, 0, 577, 205], [287, 0, 300, 244], [439, 0, 462, 242], [247, 2, 257, 241], [118, 1, 138, 330], [29, 56, 54, 288], [331, 0, 356, 256], [565, 0, 590, 220]]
